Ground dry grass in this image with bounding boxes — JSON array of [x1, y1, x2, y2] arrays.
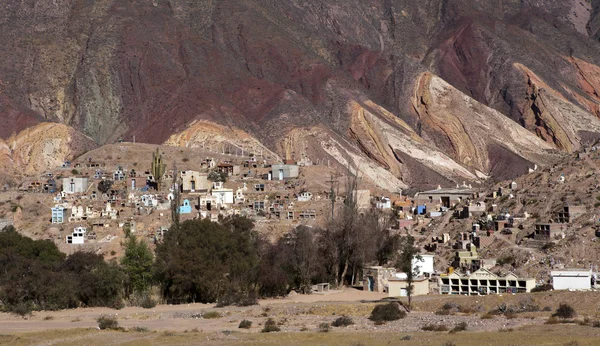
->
[[4, 325, 600, 346]]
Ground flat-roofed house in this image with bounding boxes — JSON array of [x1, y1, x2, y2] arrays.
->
[[414, 187, 474, 209], [551, 269, 595, 290]]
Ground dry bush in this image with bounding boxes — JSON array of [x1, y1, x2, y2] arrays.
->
[[422, 323, 448, 332]]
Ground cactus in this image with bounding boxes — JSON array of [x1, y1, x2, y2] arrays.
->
[[152, 148, 166, 190]]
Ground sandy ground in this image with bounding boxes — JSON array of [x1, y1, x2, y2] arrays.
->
[[0, 288, 386, 333], [4, 288, 600, 335]]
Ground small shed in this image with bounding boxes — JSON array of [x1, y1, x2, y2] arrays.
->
[[551, 269, 594, 290]]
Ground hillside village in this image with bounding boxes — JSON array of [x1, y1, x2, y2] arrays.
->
[[1, 142, 600, 300]]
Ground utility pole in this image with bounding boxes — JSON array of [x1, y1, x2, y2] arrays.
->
[[326, 173, 338, 220]]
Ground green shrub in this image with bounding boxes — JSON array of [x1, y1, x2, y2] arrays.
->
[[421, 323, 448, 332], [553, 303, 575, 319], [97, 315, 119, 330], [261, 318, 280, 333], [369, 303, 406, 322], [238, 320, 252, 329], [203, 311, 222, 319], [332, 315, 354, 327]]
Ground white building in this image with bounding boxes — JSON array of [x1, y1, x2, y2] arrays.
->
[[297, 191, 313, 202], [212, 188, 234, 205], [551, 269, 594, 291], [66, 227, 87, 244], [62, 177, 88, 194], [376, 197, 392, 209], [412, 254, 435, 277]]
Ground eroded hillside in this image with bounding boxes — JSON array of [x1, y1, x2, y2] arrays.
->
[[2, 0, 600, 187]]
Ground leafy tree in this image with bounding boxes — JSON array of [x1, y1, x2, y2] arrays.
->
[[97, 180, 114, 194], [121, 236, 154, 300], [285, 226, 320, 293], [395, 235, 421, 311], [63, 252, 124, 308], [208, 170, 227, 183], [154, 217, 259, 304]]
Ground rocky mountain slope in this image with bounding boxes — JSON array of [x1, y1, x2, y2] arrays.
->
[[3, 0, 600, 188]]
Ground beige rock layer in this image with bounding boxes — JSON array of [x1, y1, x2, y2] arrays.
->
[[0, 122, 96, 175]]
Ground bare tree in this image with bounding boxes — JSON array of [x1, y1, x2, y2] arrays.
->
[[320, 173, 397, 287]]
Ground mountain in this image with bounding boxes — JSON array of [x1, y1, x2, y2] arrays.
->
[[2, 0, 600, 188]]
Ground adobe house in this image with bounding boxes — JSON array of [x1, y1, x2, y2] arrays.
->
[[439, 269, 535, 295], [180, 171, 210, 193], [271, 164, 299, 180], [363, 266, 396, 293], [556, 205, 586, 224], [414, 186, 474, 209], [388, 274, 429, 297], [534, 223, 565, 240]]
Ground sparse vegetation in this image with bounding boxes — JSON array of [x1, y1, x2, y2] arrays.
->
[[318, 322, 330, 332], [203, 311, 222, 319], [450, 321, 468, 333], [421, 323, 448, 332], [554, 303, 576, 320], [238, 320, 252, 329], [332, 315, 354, 327], [131, 326, 149, 332], [97, 315, 119, 330], [261, 318, 280, 333]]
